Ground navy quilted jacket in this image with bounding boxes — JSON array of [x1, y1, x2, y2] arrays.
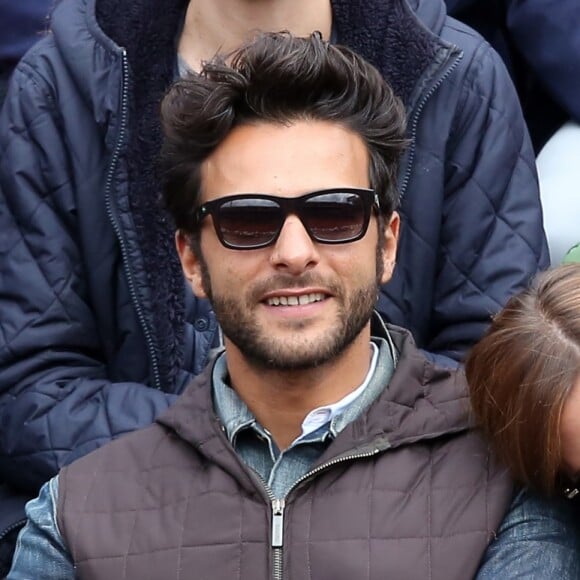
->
[[445, 0, 580, 151], [0, 0, 547, 537]]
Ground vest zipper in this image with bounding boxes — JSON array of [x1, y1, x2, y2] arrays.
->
[[271, 498, 285, 580], [271, 498, 285, 547], [103, 49, 161, 390], [287, 443, 389, 498], [399, 49, 463, 200], [255, 440, 391, 580], [247, 475, 284, 580]]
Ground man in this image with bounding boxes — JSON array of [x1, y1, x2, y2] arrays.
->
[[0, 0, 547, 570], [8, 33, 577, 580]]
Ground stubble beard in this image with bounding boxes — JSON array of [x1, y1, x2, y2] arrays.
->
[[197, 245, 384, 371]]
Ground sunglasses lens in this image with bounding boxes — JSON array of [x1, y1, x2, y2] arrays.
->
[[303, 192, 367, 242], [218, 199, 282, 248]]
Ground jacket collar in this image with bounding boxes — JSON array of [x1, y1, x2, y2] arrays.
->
[[332, 0, 442, 105], [91, 0, 445, 106]]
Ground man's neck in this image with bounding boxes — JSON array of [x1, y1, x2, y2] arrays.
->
[[224, 332, 373, 451], [178, 0, 333, 71]]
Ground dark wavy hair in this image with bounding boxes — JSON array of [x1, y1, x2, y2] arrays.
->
[[160, 31, 407, 233]]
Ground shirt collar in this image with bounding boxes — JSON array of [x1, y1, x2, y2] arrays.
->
[[212, 330, 397, 445], [296, 342, 378, 441]]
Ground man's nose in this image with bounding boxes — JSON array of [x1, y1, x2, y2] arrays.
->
[[269, 215, 320, 274]]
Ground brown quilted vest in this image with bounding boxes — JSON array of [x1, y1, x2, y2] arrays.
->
[[57, 326, 513, 580]]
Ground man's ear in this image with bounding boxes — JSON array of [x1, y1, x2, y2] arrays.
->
[[380, 211, 400, 285], [175, 231, 208, 299]]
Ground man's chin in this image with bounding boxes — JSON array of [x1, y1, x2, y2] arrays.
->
[[238, 334, 346, 371], [245, 353, 332, 372]]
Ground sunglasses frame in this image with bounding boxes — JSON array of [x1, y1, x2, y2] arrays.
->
[[194, 187, 380, 250]]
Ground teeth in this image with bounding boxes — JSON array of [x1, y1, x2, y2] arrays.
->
[[267, 293, 325, 307]]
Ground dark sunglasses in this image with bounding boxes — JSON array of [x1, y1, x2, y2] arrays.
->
[[194, 188, 380, 250]]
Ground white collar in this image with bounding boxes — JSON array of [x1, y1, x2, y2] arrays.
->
[[297, 342, 379, 442]]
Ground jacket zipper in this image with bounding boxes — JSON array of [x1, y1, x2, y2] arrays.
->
[[265, 443, 389, 580], [399, 50, 463, 200], [103, 49, 162, 390], [0, 517, 27, 543]]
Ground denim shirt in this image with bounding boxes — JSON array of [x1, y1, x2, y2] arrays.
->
[[8, 335, 580, 578], [212, 338, 391, 498]]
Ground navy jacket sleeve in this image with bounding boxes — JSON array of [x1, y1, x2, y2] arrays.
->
[[506, 0, 580, 123], [429, 36, 548, 358], [0, 64, 177, 493]]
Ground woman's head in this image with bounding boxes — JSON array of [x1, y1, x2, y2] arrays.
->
[[466, 264, 580, 496]]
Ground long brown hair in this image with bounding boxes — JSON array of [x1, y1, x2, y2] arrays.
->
[[466, 264, 580, 496]]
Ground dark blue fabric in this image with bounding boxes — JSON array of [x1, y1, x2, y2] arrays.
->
[[0, 0, 52, 69], [445, 0, 580, 151], [334, 0, 548, 361], [0, 0, 53, 105], [0, 0, 219, 541], [0, 0, 546, 545]]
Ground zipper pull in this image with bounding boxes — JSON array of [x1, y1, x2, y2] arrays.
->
[[271, 499, 285, 548]]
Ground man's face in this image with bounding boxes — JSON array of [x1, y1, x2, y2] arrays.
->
[[177, 120, 399, 370]]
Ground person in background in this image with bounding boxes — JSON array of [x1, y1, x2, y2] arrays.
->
[[0, 0, 52, 103], [467, 264, 580, 499], [445, 0, 580, 264], [8, 33, 577, 579], [0, 0, 547, 572]]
